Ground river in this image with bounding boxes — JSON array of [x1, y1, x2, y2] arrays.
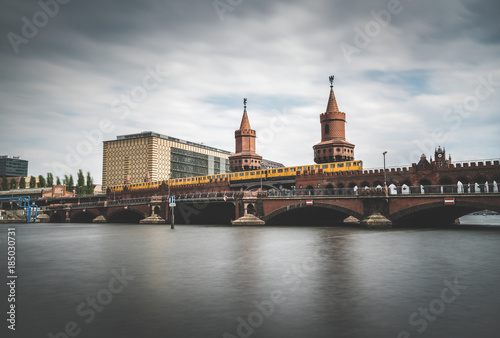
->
[[1, 216, 500, 338]]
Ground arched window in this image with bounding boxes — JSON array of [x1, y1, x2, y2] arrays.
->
[[325, 124, 330, 134]]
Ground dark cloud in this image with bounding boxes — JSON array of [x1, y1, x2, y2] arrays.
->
[[0, 0, 498, 181]]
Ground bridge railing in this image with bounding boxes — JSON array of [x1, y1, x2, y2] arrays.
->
[[261, 184, 499, 197], [175, 191, 241, 201]]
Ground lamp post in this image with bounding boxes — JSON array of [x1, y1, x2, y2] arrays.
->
[[383, 151, 388, 194]]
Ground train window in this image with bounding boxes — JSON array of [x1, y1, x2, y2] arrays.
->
[[272, 170, 276, 173], [251, 172, 255, 175], [322, 165, 328, 169], [290, 168, 295, 172], [338, 163, 344, 168], [239, 173, 244, 176], [245, 172, 249, 176], [347, 163, 351, 167], [278, 169, 283, 173], [187, 178, 191, 181], [330, 164, 335, 168], [284, 168, 289, 172], [217, 175, 220, 178]]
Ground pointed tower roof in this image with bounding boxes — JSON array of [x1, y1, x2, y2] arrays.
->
[[326, 75, 340, 112], [239, 98, 251, 130]]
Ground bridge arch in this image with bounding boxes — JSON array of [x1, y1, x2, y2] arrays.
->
[[264, 202, 364, 226], [71, 210, 98, 223], [107, 208, 145, 223], [391, 200, 500, 227], [50, 211, 64, 223]]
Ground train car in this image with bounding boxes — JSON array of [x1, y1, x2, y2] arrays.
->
[[106, 160, 363, 194]]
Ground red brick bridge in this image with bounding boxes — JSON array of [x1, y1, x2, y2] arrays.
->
[[40, 186, 500, 227]]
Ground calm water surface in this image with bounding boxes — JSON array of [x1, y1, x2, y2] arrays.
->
[[1, 218, 500, 338]]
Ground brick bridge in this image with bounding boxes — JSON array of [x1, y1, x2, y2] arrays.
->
[[37, 157, 500, 227], [40, 186, 500, 227]]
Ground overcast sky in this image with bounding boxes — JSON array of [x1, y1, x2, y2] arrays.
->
[[1, 0, 499, 184]]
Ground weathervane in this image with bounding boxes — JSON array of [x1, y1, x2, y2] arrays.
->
[[329, 75, 334, 88], [243, 98, 247, 109]]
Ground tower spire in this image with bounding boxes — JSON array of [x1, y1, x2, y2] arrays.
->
[[313, 76, 355, 163], [239, 98, 251, 130], [230, 98, 262, 172], [326, 75, 340, 113]]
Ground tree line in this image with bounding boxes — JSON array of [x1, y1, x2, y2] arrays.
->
[[0, 170, 95, 195]]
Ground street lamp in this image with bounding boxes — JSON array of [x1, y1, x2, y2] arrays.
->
[[383, 151, 388, 190]]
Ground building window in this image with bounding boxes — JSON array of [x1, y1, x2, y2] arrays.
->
[[325, 124, 330, 134]]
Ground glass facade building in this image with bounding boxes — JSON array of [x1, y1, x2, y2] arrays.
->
[[0, 156, 28, 177], [102, 132, 231, 189]]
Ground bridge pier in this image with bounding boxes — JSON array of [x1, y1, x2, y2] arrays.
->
[[360, 213, 392, 228], [359, 197, 392, 228], [93, 215, 107, 223]]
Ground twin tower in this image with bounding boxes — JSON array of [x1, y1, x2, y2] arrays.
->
[[229, 76, 355, 172]]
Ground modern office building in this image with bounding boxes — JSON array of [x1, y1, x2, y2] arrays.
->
[[0, 156, 28, 177], [102, 131, 231, 189]]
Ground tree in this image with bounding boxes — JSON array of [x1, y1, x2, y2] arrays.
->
[[63, 175, 69, 186], [68, 175, 74, 192], [46, 172, 54, 186], [19, 177, 26, 189], [77, 169, 85, 195], [29, 176, 36, 188], [10, 178, 17, 190], [56, 176, 61, 185], [86, 171, 94, 195], [1, 175, 8, 191], [38, 175, 46, 188]]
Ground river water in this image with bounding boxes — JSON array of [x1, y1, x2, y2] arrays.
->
[[1, 217, 500, 338]]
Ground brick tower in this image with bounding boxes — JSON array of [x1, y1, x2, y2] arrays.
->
[[313, 76, 355, 163], [229, 98, 262, 172]]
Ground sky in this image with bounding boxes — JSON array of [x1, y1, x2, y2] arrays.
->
[[1, 0, 499, 184]]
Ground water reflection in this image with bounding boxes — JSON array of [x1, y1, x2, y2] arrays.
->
[[1, 223, 499, 338]]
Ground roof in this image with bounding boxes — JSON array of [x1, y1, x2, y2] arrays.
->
[[239, 108, 251, 130], [107, 131, 232, 155]]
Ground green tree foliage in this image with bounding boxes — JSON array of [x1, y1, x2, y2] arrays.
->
[[46, 172, 54, 186], [10, 178, 17, 190], [56, 176, 61, 185], [1, 175, 8, 190], [38, 175, 46, 188], [77, 169, 85, 195], [86, 171, 94, 195], [19, 177, 26, 189], [29, 176, 36, 188], [68, 175, 74, 192]]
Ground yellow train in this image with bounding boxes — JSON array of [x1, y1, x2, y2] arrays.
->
[[107, 160, 363, 193]]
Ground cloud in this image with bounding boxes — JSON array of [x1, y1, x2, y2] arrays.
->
[[1, 0, 499, 184]]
